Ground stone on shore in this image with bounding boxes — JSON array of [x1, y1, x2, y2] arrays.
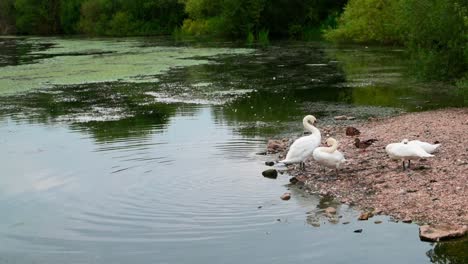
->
[[334, 115, 347, 120], [289, 176, 299, 184], [334, 115, 356, 121], [419, 224, 468, 242], [402, 218, 412, 223], [280, 192, 291, 200], [262, 169, 278, 179], [358, 212, 373, 221], [325, 207, 337, 215], [345, 126, 361, 136]]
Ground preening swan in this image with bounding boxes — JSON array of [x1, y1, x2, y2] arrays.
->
[[279, 115, 321, 169], [385, 139, 434, 170], [407, 140, 440, 154], [313, 137, 346, 175]]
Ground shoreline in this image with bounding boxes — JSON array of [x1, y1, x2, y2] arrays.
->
[[272, 108, 467, 240]]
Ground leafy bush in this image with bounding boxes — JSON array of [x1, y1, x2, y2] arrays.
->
[[257, 28, 269, 46], [108, 12, 135, 36], [324, 0, 402, 44], [400, 0, 468, 80]]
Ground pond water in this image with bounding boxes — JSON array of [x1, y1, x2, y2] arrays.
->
[[0, 37, 466, 264]]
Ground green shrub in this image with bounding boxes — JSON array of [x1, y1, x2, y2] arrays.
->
[[324, 0, 402, 44], [246, 30, 254, 44], [257, 28, 269, 46], [107, 11, 135, 36], [400, 0, 468, 80]]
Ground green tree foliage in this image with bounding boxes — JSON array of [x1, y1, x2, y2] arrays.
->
[[0, 0, 16, 34], [323, 0, 401, 44], [179, 0, 346, 39], [15, 0, 61, 34], [60, 0, 84, 34], [9, 0, 185, 36], [77, 0, 112, 35], [260, 0, 346, 38], [400, 0, 468, 80]]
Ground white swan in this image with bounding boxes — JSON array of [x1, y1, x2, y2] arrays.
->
[[313, 137, 346, 175], [407, 140, 440, 154], [279, 115, 321, 169], [386, 139, 434, 170]]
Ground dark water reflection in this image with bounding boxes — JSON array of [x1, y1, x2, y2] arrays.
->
[[0, 37, 465, 263]]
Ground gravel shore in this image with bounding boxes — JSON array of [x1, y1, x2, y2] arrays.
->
[[279, 108, 468, 227]]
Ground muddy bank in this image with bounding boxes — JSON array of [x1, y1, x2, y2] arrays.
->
[[275, 108, 467, 231]]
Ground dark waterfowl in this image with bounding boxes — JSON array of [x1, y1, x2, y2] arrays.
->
[[354, 138, 378, 150]]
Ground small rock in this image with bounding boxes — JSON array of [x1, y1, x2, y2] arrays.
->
[[289, 177, 299, 184], [402, 218, 412, 223], [265, 161, 275, 166], [419, 224, 468, 242], [374, 220, 382, 224], [257, 206, 262, 209], [346, 116, 356, 120], [354, 229, 363, 233], [334, 115, 348, 120], [256, 151, 267, 155], [358, 212, 373, 221], [262, 169, 278, 179], [280, 192, 291, 201], [407, 189, 418, 193], [342, 221, 350, 225], [346, 126, 361, 136], [276, 218, 281, 222], [325, 207, 337, 215]]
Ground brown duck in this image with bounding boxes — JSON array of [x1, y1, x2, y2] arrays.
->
[[346, 127, 361, 136], [354, 138, 378, 150]]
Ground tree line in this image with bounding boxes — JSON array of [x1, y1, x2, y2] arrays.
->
[[0, 0, 345, 37]]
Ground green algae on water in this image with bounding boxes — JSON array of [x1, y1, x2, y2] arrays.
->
[[0, 37, 253, 95]]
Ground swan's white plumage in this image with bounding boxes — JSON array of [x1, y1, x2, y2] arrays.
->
[[280, 115, 321, 165], [407, 140, 440, 154], [313, 138, 345, 170], [385, 140, 434, 161]]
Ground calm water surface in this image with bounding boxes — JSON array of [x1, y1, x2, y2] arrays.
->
[[0, 37, 466, 264]]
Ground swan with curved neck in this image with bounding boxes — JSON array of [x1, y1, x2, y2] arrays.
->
[[313, 137, 345, 175], [279, 115, 321, 170], [386, 139, 434, 170]]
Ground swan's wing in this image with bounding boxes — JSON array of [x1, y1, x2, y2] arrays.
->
[[409, 141, 440, 154], [283, 136, 319, 163], [392, 144, 433, 158]]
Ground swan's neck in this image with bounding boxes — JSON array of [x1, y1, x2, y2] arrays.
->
[[323, 142, 338, 153], [303, 121, 320, 136]]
